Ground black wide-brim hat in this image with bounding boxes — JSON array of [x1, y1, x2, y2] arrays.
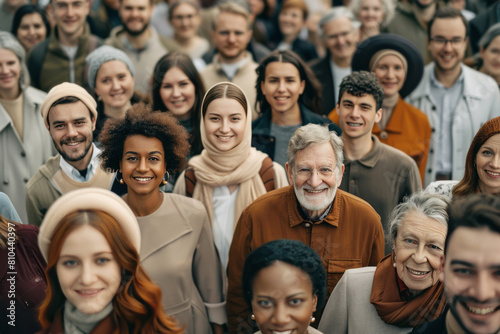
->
[[351, 34, 424, 98]]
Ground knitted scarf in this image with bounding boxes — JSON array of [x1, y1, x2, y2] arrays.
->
[[63, 300, 113, 334], [370, 252, 447, 328], [188, 82, 268, 226]]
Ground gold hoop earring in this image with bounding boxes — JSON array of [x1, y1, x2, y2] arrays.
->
[[162, 171, 170, 185], [119, 178, 124, 184], [250, 314, 255, 321]]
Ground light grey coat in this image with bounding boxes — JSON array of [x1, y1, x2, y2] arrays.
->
[[0, 87, 53, 223], [318, 267, 412, 334], [406, 63, 500, 186]]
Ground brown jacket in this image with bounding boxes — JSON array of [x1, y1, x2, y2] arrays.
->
[[226, 186, 385, 333]]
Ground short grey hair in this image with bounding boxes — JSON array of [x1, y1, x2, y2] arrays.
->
[[318, 7, 361, 38], [388, 192, 449, 248], [349, 0, 395, 27], [287, 124, 344, 173], [479, 22, 500, 51], [0, 31, 29, 90]]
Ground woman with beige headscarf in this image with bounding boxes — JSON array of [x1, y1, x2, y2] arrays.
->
[[174, 82, 288, 270]]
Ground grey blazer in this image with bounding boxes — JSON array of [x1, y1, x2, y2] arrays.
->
[[318, 267, 412, 334]]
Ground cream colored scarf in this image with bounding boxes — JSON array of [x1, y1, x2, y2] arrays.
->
[[188, 82, 268, 227]]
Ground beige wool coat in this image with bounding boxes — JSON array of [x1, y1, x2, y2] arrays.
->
[[136, 193, 226, 334]]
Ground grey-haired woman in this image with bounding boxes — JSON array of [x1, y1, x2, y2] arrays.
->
[[0, 31, 53, 224]]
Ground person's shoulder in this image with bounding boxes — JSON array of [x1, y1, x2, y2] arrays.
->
[[26, 155, 61, 190], [245, 185, 292, 212], [378, 141, 418, 166], [463, 65, 499, 93], [337, 189, 380, 218], [24, 86, 47, 103], [343, 266, 377, 280], [165, 192, 207, 212]]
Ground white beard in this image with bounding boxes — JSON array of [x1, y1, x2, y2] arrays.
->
[[294, 180, 337, 213]]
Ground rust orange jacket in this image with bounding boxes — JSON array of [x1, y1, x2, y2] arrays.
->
[[226, 185, 385, 333]]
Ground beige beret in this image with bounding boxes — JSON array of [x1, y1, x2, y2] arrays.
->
[[38, 188, 140, 262], [40, 82, 98, 129]]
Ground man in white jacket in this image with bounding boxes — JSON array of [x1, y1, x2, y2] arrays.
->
[[407, 7, 500, 186]]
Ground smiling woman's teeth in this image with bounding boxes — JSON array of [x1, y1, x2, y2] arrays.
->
[[272, 331, 292, 334], [134, 177, 152, 181], [407, 268, 429, 275]]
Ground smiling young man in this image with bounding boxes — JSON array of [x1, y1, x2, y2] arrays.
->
[[27, 0, 103, 92], [26, 83, 123, 227], [407, 7, 500, 186], [412, 194, 500, 334], [200, 2, 259, 119], [337, 71, 421, 254], [227, 123, 384, 333], [106, 0, 170, 93]]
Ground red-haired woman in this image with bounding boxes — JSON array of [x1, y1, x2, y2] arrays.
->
[[37, 188, 182, 334]]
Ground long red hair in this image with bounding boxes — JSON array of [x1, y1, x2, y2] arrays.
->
[[38, 210, 183, 334]]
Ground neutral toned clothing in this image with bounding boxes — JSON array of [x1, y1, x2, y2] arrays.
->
[[37, 309, 116, 334], [252, 104, 335, 161], [319, 267, 412, 334], [0, 192, 21, 223], [383, 3, 432, 64], [339, 136, 422, 254], [0, 87, 53, 224], [106, 26, 169, 93], [329, 96, 431, 182], [227, 186, 385, 333], [27, 24, 103, 92], [0, 94, 23, 140], [25, 155, 115, 227], [59, 144, 102, 182], [137, 193, 226, 334], [406, 62, 500, 185], [200, 52, 258, 119], [212, 185, 239, 270], [429, 68, 464, 175], [309, 53, 340, 116], [425, 180, 458, 199]]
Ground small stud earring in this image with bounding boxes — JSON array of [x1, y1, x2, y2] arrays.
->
[[393, 262, 397, 268], [311, 316, 316, 323], [250, 314, 255, 321], [119, 178, 124, 184]]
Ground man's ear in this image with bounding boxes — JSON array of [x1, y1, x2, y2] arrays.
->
[[375, 108, 382, 123], [285, 162, 294, 185]]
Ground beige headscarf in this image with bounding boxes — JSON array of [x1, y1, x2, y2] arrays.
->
[[188, 82, 269, 226]]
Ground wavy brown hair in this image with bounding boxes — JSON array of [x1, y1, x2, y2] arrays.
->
[[453, 117, 500, 197], [38, 210, 183, 334]]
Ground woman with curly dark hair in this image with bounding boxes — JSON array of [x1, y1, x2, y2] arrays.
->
[[252, 49, 339, 167], [242, 239, 327, 334], [37, 188, 182, 334], [100, 103, 226, 334]]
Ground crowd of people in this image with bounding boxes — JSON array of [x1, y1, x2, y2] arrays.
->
[[1, 0, 500, 333]]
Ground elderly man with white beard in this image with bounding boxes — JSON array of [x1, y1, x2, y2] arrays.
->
[[226, 123, 385, 334]]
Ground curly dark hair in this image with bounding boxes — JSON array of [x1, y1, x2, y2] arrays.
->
[[100, 102, 190, 174], [255, 49, 322, 114], [242, 239, 327, 310], [337, 71, 384, 110]]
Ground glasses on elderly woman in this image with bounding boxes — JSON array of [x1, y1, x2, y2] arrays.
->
[[295, 167, 336, 181]]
